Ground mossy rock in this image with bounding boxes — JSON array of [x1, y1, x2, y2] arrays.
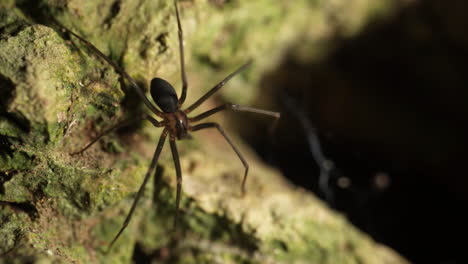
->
[[0, 0, 407, 263]]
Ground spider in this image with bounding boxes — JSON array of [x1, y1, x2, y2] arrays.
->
[[62, 0, 280, 250]]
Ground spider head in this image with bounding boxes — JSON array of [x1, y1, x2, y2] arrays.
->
[[150, 78, 178, 113]]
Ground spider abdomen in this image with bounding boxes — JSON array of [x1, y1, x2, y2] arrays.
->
[[150, 77, 178, 113]]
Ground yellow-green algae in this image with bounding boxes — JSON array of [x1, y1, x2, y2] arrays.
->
[[1, 0, 407, 263]]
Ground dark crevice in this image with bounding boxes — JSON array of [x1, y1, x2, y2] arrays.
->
[[113, 78, 148, 140], [0, 170, 16, 195], [132, 242, 174, 264], [15, 1, 50, 25], [132, 243, 151, 263], [103, 0, 122, 29], [191, 210, 259, 253], [30, 181, 46, 201], [0, 18, 30, 39], [0, 135, 14, 154], [69, 190, 91, 212], [0, 201, 38, 220], [156, 32, 169, 54], [0, 75, 31, 134], [1, 112, 31, 134], [0, 74, 15, 110]]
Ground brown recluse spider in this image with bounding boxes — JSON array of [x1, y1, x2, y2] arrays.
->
[[63, 0, 280, 251]]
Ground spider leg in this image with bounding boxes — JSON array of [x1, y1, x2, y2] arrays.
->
[[188, 103, 280, 122], [146, 115, 165, 128], [169, 139, 183, 229], [184, 61, 252, 113], [70, 114, 161, 155], [56, 22, 164, 117], [174, 0, 188, 106], [191, 122, 249, 196], [107, 129, 168, 252]]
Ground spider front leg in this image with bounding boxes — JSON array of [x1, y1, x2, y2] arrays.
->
[[108, 129, 168, 252], [188, 103, 280, 123], [56, 22, 164, 117], [184, 61, 252, 114], [191, 122, 249, 196], [174, 0, 188, 105]]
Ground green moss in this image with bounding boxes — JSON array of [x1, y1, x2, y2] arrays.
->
[[0, 149, 34, 169]]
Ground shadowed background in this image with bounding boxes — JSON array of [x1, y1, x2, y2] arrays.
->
[[240, 0, 468, 263]]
